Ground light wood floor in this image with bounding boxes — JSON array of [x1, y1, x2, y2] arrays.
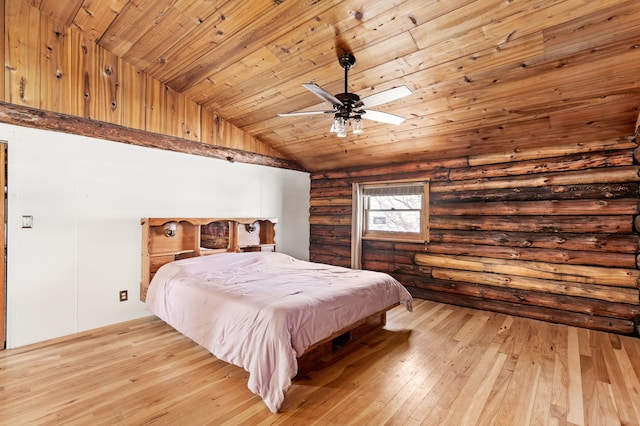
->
[[1, 299, 639, 425]]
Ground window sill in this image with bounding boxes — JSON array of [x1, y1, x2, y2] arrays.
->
[[362, 235, 428, 243]]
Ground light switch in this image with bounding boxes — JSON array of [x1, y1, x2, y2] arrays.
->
[[22, 215, 33, 228]]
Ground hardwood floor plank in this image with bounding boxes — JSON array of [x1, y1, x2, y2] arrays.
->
[[597, 332, 640, 425], [530, 323, 558, 425], [443, 345, 507, 425], [1, 299, 639, 425], [550, 324, 571, 424], [567, 326, 586, 425], [408, 312, 502, 424], [592, 381, 622, 426], [494, 339, 544, 424], [612, 343, 640, 421]]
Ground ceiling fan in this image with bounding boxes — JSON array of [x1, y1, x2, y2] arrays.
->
[[278, 53, 412, 137]]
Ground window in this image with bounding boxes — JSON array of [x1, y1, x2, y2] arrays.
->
[[351, 180, 429, 268], [353, 179, 429, 239]]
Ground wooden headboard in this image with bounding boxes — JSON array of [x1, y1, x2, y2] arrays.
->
[[140, 217, 277, 301]]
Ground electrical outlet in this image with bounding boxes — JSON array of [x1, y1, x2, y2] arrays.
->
[[119, 290, 128, 302]]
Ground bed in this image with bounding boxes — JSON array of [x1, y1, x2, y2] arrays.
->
[[140, 217, 412, 413]]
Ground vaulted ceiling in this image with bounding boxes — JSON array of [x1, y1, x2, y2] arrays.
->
[[32, 0, 640, 172]]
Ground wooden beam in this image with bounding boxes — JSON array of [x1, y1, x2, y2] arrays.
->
[[0, 102, 306, 172]]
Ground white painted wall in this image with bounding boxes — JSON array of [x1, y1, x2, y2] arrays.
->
[[1, 123, 310, 348]]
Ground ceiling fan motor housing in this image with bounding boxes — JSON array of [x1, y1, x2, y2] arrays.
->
[[335, 92, 362, 118]]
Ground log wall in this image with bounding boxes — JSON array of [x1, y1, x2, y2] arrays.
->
[[310, 137, 640, 335], [0, 0, 289, 162]]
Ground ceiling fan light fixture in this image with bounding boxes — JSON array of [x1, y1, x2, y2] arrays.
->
[[330, 114, 363, 137], [353, 116, 364, 134], [333, 116, 348, 137]]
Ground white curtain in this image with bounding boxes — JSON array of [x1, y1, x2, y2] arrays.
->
[[350, 182, 363, 269]]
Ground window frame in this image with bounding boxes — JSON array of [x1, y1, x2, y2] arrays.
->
[[356, 179, 430, 243]]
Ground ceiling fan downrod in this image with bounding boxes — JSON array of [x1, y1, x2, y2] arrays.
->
[[339, 53, 356, 93], [336, 53, 361, 119]]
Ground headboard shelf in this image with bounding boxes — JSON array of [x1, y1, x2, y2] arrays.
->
[[141, 217, 278, 301]]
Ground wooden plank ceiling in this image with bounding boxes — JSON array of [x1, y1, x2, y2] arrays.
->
[[34, 0, 640, 172]]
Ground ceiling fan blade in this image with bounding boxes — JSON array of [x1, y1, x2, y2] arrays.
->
[[302, 83, 343, 106], [358, 85, 412, 109], [362, 109, 406, 125], [278, 110, 333, 117]]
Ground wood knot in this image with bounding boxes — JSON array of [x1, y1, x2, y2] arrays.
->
[[19, 77, 26, 100]]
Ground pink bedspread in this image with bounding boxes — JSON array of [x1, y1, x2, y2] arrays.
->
[[145, 251, 412, 413]]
